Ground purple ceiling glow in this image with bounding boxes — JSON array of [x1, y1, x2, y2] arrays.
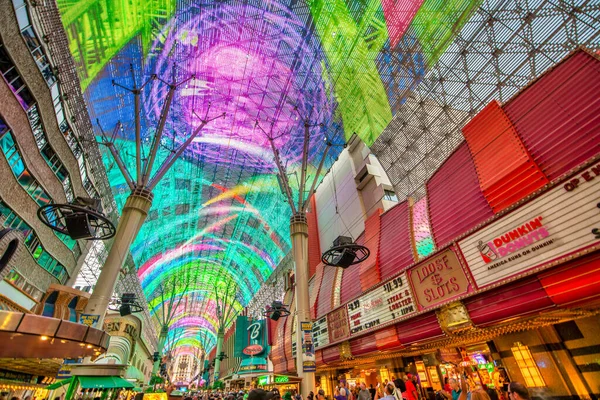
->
[[143, 2, 336, 171]]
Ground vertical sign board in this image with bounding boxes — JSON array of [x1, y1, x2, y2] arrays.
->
[[459, 163, 600, 288], [301, 321, 316, 372], [327, 306, 350, 343], [346, 272, 416, 336], [407, 248, 472, 311], [79, 314, 100, 328], [312, 316, 329, 349]]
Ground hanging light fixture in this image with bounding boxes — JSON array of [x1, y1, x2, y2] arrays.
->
[[321, 236, 370, 269], [37, 197, 116, 240], [263, 300, 291, 321]]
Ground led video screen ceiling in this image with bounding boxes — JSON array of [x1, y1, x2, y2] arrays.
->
[[58, 0, 479, 354]]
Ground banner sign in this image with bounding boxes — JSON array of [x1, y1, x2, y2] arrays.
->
[[458, 163, 600, 288], [234, 316, 249, 357], [407, 249, 471, 310], [79, 314, 100, 328], [242, 344, 264, 356], [312, 316, 329, 349], [56, 359, 79, 379], [0, 368, 34, 383], [327, 307, 350, 342], [346, 272, 416, 336], [301, 321, 316, 372]]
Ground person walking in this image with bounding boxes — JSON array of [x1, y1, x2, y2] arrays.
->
[[368, 385, 376, 400], [402, 376, 418, 400], [381, 384, 396, 400], [339, 383, 348, 400], [393, 377, 406, 400], [358, 383, 371, 400], [507, 383, 529, 400]]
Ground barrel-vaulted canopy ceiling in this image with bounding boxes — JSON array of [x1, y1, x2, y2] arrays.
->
[[58, 0, 478, 356]]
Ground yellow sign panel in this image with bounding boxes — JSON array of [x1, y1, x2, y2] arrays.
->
[[144, 393, 168, 400]]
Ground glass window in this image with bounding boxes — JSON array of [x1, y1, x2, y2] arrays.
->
[[511, 342, 545, 387], [21, 27, 41, 53], [38, 251, 51, 269], [12, 0, 26, 11], [14, 6, 29, 31], [383, 189, 398, 202]]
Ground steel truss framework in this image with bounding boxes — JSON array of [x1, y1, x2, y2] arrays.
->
[[371, 0, 600, 199], [51, 0, 600, 365]]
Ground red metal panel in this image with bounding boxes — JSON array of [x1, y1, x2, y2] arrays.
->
[[395, 312, 444, 345], [322, 345, 340, 364], [340, 233, 365, 304], [315, 349, 325, 366], [309, 263, 325, 319], [375, 325, 402, 351], [317, 261, 337, 317], [462, 100, 549, 212], [271, 289, 289, 373], [271, 318, 287, 374], [359, 210, 383, 291], [427, 143, 494, 247], [284, 294, 296, 373], [464, 276, 554, 327], [350, 332, 379, 356], [307, 195, 322, 279], [379, 201, 414, 280], [504, 50, 600, 180], [539, 252, 600, 308]]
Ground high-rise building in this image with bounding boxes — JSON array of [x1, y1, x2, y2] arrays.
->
[[0, 0, 102, 312]]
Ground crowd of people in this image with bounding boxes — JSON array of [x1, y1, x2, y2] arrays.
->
[[190, 375, 530, 400], [328, 371, 530, 400]]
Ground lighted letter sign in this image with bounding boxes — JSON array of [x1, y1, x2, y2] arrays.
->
[[346, 272, 416, 336], [459, 163, 600, 288], [327, 307, 350, 342], [312, 316, 329, 349], [407, 249, 471, 310]]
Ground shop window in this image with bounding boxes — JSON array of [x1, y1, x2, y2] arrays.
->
[[511, 342, 545, 387], [42, 291, 58, 317], [0, 198, 68, 283], [67, 297, 78, 322]]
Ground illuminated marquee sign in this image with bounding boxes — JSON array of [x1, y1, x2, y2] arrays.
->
[[459, 163, 600, 288], [327, 307, 350, 342], [312, 316, 329, 349], [407, 248, 471, 310], [346, 272, 416, 336]]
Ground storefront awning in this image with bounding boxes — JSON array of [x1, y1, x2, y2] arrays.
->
[[47, 378, 73, 390], [78, 376, 135, 389]]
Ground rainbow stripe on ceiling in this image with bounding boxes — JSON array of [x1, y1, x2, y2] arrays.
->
[[58, 0, 482, 355]]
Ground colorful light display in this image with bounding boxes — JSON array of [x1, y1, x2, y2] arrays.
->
[[58, 0, 480, 357]]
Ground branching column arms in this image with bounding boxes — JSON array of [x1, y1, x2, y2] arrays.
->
[[98, 69, 224, 193]]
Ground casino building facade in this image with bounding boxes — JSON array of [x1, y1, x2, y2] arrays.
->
[[264, 48, 600, 400]]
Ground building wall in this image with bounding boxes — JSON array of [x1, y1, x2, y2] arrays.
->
[[0, 0, 100, 302], [316, 148, 364, 250], [488, 316, 600, 399], [315, 141, 398, 252]]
